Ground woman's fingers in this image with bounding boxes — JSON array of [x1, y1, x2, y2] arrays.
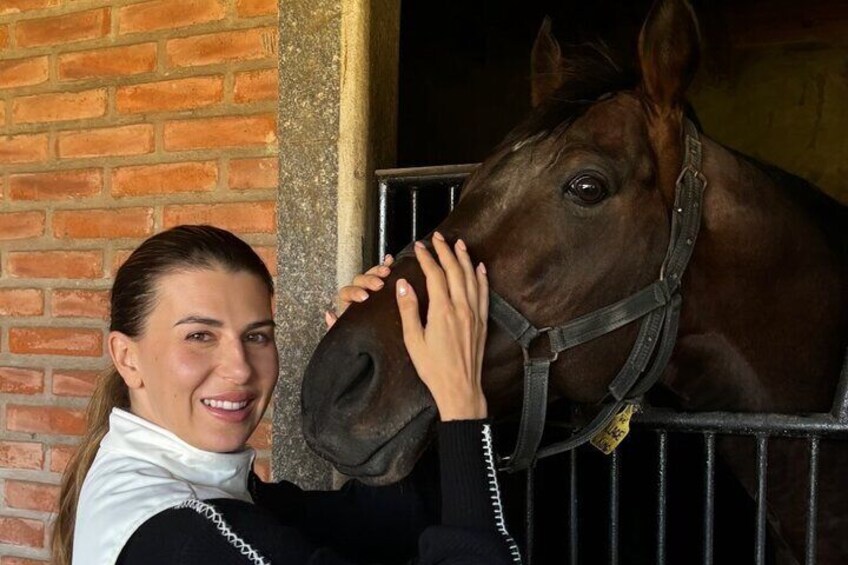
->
[[432, 232, 471, 311], [324, 310, 338, 329], [352, 273, 386, 292], [396, 278, 424, 353], [414, 241, 449, 307], [454, 238, 479, 317], [474, 263, 489, 377]]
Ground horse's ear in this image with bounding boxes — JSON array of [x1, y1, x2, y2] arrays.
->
[[638, 0, 700, 112], [531, 17, 564, 108]]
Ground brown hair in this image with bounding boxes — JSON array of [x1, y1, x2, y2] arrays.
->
[[52, 225, 273, 565]]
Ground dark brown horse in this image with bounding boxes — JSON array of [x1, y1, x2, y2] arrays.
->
[[302, 0, 848, 562]]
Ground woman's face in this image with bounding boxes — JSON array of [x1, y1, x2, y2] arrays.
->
[[117, 267, 278, 453]]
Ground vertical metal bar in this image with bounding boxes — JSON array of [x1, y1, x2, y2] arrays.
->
[[755, 436, 769, 565], [410, 186, 419, 242], [656, 431, 668, 565], [569, 448, 578, 565], [703, 432, 715, 565], [449, 183, 458, 211], [805, 436, 820, 565], [377, 180, 388, 261], [609, 449, 620, 565], [525, 467, 535, 565], [832, 346, 848, 422]]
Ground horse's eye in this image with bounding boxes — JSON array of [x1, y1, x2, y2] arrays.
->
[[566, 174, 608, 205]]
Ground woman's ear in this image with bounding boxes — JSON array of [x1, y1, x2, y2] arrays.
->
[[108, 331, 143, 389]]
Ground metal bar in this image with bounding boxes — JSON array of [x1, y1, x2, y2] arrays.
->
[[377, 180, 388, 262], [449, 183, 458, 211], [569, 448, 578, 565], [703, 432, 715, 565], [525, 467, 535, 565], [656, 431, 668, 565], [410, 187, 419, 242], [609, 449, 620, 565], [755, 436, 768, 565], [832, 347, 848, 422], [546, 410, 848, 437], [805, 436, 820, 565], [375, 162, 479, 181]]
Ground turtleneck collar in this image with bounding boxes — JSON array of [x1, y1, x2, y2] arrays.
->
[[73, 408, 256, 565]]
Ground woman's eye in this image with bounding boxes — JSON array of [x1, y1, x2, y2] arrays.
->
[[186, 331, 213, 342], [244, 332, 271, 345], [566, 174, 608, 205]]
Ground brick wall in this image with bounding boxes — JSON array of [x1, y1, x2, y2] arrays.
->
[[0, 0, 279, 561]]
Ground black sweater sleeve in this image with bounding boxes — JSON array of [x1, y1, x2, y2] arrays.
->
[[118, 421, 521, 565]]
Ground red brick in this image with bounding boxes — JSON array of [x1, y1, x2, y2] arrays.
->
[[8, 250, 103, 279], [50, 445, 77, 473], [236, 0, 277, 17], [0, 288, 44, 316], [52, 369, 100, 396], [253, 458, 270, 481], [116, 76, 223, 114], [53, 208, 153, 239], [0, 441, 44, 470], [164, 114, 276, 151], [13, 89, 107, 124], [58, 124, 154, 159], [229, 157, 277, 190], [0, 0, 61, 15], [58, 43, 157, 81], [0, 26, 8, 50], [0, 211, 45, 240], [163, 201, 276, 233], [9, 169, 102, 201], [119, 0, 226, 34], [0, 367, 43, 394], [0, 133, 49, 164], [166, 27, 277, 68], [247, 419, 271, 449], [110, 249, 134, 275], [113, 161, 217, 197], [15, 8, 109, 48], [52, 290, 109, 319], [0, 56, 49, 90], [0, 517, 44, 548], [234, 68, 277, 104], [7, 405, 87, 436], [5, 481, 59, 512], [254, 245, 277, 276], [9, 327, 103, 357]]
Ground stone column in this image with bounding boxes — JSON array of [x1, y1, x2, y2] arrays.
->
[[275, 0, 399, 489]]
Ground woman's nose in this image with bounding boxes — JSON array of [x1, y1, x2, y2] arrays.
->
[[219, 339, 252, 383]]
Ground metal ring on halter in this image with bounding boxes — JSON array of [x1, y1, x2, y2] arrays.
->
[[521, 327, 559, 364]]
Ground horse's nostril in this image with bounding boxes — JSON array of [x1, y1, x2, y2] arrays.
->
[[334, 352, 376, 410]]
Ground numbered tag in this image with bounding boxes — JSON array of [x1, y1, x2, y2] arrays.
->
[[590, 404, 638, 455]]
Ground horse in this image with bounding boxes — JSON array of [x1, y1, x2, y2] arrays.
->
[[301, 0, 848, 562]]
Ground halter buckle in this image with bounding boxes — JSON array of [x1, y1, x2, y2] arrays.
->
[[675, 163, 707, 190], [522, 327, 559, 364]]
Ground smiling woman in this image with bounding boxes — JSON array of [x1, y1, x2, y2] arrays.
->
[[52, 225, 521, 565]]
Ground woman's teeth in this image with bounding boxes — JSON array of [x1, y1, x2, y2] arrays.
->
[[202, 399, 249, 411]]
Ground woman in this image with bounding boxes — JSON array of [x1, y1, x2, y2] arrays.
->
[[54, 225, 520, 564]]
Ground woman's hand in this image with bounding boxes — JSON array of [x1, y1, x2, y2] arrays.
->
[[325, 255, 394, 329], [395, 231, 489, 421]]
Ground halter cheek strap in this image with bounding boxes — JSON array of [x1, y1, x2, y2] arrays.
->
[[492, 119, 707, 472]]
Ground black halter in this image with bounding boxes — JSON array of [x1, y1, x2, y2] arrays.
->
[[490, 119, 707, 472]]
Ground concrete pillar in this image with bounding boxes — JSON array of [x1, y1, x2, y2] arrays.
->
[[274, 0, 399, 489]]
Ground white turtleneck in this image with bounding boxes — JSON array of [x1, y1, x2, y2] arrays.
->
[[73, 408, 255, 565]]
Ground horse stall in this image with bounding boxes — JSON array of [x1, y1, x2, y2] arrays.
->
[[369, 1, 848, 564]]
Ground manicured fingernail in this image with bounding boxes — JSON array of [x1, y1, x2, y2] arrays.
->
[[433, 231, 445, 241], [479, 262, 487, 275], [456, 239, 467, 252], [397, 279, 408, 297], [378, 266, 390, 275], [374, 280, 385, 288], [414, 241, 425, 249], [383, 254, 393, 264], [358, 290, 369, 301]]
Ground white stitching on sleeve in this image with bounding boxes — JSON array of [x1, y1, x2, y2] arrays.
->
[[176, 499, 271, 565], [481, 424, 523, 564]]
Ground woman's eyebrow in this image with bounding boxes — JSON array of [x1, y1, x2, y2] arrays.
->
[[244, 320, 275, 331], [174, 316, 222, 327]]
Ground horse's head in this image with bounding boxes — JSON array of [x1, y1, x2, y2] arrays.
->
[[303, 0, 703, 483]]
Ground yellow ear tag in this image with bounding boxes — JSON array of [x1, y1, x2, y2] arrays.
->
[[590, 404, 638, 455]]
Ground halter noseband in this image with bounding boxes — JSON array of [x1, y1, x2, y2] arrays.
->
[[490, 119, 707, 472]]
